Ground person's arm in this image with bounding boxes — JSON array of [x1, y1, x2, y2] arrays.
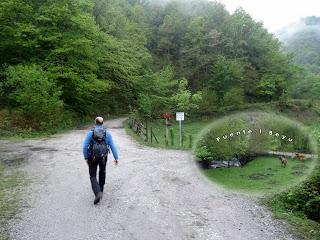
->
[[83, 131, 93, 160], [106, 131, 118, 161]]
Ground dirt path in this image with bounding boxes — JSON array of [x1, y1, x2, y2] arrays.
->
[[3, 118, 296, 240]]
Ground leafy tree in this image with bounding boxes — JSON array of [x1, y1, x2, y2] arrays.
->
[[0, 0, 304, 130], [4, 64, 63, 129], [171, 78, 200, 113], [135, 66, 176, 118], [290, 74, 320, 100], [209, 56, 245, 103], [0, 0, 36, 65], [281, 16, 320, 73], [223, 87, 245, 107], [194, 88, 219, 115], [256, 74, 285, 101], [197, 116, 249, 161], [137, 93, 152, 120]]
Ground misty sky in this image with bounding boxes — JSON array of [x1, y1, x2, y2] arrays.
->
[[219, 0, 320, 32]]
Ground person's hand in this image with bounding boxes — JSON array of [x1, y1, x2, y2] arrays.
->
[[85, 159, 89, 166], [114, 160, 119, 166]]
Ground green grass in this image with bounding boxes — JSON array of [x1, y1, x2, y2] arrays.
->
[[125, 118, 212, 149], [263, 195, 320, 240], [203, 156, 314, 194], [0, 163, 23, 240], [0, 114, 122, 140]]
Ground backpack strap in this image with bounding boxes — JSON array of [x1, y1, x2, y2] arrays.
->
[[104, 128, 110, 152], [92, 128, 96, 140]]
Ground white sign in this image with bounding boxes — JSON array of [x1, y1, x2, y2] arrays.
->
[[176, 112, 185, 121]]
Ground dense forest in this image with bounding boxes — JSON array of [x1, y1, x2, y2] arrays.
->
[[0, 0, 298, 131], [278, 16, 320, 101]]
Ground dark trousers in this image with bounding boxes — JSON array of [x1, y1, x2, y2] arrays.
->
[[88, 157, 107, 195]]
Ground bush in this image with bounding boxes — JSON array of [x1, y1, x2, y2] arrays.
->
[[223, 87, 245, 107], [271, 167, 320, 223], [194, 89, 219, 116], [4, 64, 63, 130]]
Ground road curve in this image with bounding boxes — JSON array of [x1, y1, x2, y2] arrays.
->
[[5, 118, 296, 240]]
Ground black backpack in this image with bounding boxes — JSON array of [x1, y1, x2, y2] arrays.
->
[[89, 127, 109, 160]]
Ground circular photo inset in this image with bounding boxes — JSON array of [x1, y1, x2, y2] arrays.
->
[[193, 111, 318, 194]]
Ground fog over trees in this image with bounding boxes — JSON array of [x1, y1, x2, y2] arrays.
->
[[0, 0, 316, 129]]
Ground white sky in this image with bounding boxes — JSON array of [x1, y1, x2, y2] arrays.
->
[[218, 0, 320, 32]]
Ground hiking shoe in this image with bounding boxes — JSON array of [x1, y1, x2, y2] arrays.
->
[[94, 192, 102, 205]]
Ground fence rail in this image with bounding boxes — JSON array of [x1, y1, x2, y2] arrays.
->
[[128, 117, 192, 148]]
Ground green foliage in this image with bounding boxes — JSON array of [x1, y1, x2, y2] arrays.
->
[[4, 64, 63, 130], [209, 56, 245, 103], [0, 0, 308, 130], [171, 78, 192, 112], [281, 17, 320, 73], [171, 78, 201, 114], [197, 116, 249, 161], [0, 0, 152, 131], [291, 74, 320, 100], [257, 74, 286, 101], [223, 87, 245, 107], [268, 167, 320, 223], [195, 112, 314, 164], [195, 145, 213, 160], [281, 16, 320, 105], [0, 0, 35, 65], [193, 89, 219, 116], [137, 94, 152, 119], [137, 66, 176, 118]]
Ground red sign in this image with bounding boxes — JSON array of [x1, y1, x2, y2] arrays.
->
[[162, 112, 173, 120]]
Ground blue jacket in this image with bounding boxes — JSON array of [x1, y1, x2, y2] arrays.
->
[[82, 125, 119, 160]]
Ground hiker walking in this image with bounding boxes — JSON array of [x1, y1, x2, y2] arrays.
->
[[83, 116, 119, 204]]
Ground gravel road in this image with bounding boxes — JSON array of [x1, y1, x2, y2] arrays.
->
[[3, 118, 297, 240]]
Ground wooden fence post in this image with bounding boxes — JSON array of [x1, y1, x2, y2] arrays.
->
[[151, 128, 159, 144], [182, 135, 186, 147], [165, 134, 168, 146], [170, 128, 174, 146], [145, 122, 148, 142]]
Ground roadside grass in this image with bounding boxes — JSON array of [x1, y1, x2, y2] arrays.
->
[[0, 163, 23, 240], [125, 118, 212, 149], [0, 114, 121, 140], [262, 124, 320, 240], [203, 156, 314, 194], [0, 122, 87, 141], [263, 194, 320, 240]]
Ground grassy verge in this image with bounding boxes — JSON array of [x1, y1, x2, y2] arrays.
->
[[0, 114, 121, 140], [0, 121, 88, 141], [125, 118, 212, 149], [264, 126, 320, 240], [203, 156, 313, 194], [263, 196, 320, 240], [0, 163, 23, 240]]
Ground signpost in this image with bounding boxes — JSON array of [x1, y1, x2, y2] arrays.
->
[[176, 112, 184, 147]]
